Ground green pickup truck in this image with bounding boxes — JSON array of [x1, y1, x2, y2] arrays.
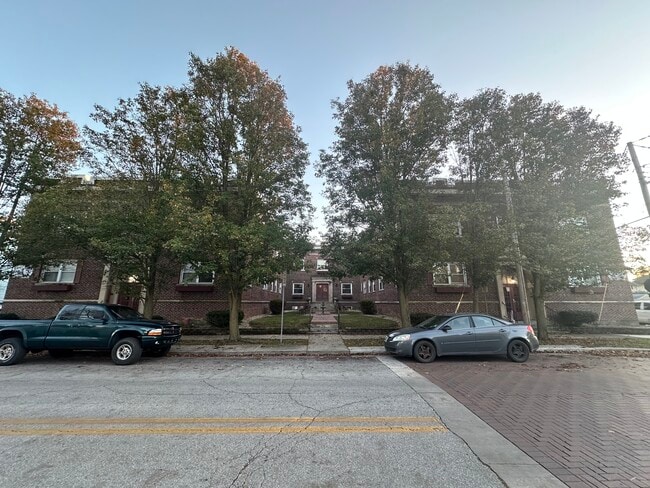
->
[[0, 303, 182, 366]]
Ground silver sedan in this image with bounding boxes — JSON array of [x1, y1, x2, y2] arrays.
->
[[384, 313, 539, 363]]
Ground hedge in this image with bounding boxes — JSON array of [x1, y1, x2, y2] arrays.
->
[[206, 310, 244, 328]]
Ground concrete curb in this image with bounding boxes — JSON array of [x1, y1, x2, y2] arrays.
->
[[378, 356, 567, 488]]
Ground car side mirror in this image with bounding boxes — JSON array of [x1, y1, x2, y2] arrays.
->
[[440, 325, 451, 332]]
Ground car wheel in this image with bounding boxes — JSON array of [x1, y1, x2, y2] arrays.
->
[[148, 346, 171, 357], [0, 337, 27, 366], [507, 339, 530, 363], [413, 340, 436, 363], [111, 337, 142, 366]]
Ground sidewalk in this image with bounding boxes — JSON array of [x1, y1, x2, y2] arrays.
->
[[174, 334, 650, 357]]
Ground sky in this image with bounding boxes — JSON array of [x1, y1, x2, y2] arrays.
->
[[2, 0, 649, 248]]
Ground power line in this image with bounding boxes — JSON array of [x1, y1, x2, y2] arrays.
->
[[632, 134, 650, 143], [617, 215, 650, 228]]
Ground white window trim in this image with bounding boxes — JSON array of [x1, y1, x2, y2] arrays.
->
[[180, 264, 214, 284], [316, 259, 328, 272], [293, 283, 305, 295], [378, 279, 384, 291], [341, 282, 352, 295], [433, 263, 467, 286], [41, 261, 77, 283]]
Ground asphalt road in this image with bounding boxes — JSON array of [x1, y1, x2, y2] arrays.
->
[[0, 354, 504, 488]]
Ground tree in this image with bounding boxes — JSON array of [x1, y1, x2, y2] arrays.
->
[[451, 90, 627, 338], [0, 89, 81, 268], [80, 83, 189, 317], [169, 48, 312, 340], [318, 63, 455, 327], [451, 89, 515, 312]]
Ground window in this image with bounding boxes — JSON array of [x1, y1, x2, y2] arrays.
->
[[362, 281, 367, 294], [79, 305, 109, 321], [378, 279, 384, 291], [41, 262, 77, 283], [472, 316, 505, 328], [371, 280, 376, 292], [446, 316, 472, 330], [316, 259, 328, 271], [433, 263, 467, 285], [293, 283, 304, 295], [341, 283, 352, 295], [180, 265, 214, 284], [456, 221, 463, 237], [57, 304, 85, 320], [568, 275, 602, 287]]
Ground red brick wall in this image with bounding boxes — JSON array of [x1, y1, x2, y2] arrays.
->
[[2, 260, 104, 319], [545, 280, 637, 326]]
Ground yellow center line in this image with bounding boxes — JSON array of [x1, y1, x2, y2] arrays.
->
[[0, 416, 448, 436], [3, 425, 448, 436]]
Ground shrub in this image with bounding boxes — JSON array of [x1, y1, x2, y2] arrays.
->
[[359, 300, 377, 315], [555, 310, 598, 327], [0, 312, 20, 320], [206, 310, 244, 328], [269, 299, 283, 315], [410, 313, 435, 326]]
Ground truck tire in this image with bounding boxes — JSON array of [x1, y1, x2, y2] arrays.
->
[[111, 337, 142, 365], [0, 337, 27, 366]]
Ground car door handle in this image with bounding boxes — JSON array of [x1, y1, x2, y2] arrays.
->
[[464, 331, 472, 335], [499, 329, 507, 332]]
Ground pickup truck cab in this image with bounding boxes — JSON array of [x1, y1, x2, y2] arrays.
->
[[0, 303, 182, 366]]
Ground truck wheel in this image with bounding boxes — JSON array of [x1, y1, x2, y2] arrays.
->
[[149, 346, 171, 357], [0, 337, 27, 366], [111, 338, 142, 365]]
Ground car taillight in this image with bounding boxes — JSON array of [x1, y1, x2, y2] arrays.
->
[[527, 325, 536, 336]]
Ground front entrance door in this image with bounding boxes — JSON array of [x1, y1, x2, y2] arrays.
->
[[316, 283, 329, 302]]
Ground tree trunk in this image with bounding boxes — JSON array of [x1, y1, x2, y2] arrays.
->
[[397, 285, 410, 327], [472, 286, 480, 312], [143, 286, 155, 319], [532, 272, 549, 341], [228, 288, 242, 341]]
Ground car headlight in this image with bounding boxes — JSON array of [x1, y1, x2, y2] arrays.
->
[[147, 328, 163, 336], [393, 334, 411, 342]]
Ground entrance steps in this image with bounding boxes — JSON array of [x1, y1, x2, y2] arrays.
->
[[310, 313, 339, 334]]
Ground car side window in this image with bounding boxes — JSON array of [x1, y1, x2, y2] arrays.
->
[[80, 306, 109, 321], [57, 305, 85, 320], [473, 316, 497, 328], [635, 302, 642, 310], [446, 316, 472, 330]]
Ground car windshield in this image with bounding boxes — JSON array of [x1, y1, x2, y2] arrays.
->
[[415, 315, 452, 329], [107, 305, 145, 320]]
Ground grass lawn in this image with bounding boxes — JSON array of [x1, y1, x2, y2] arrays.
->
[[544, 336, 650, 349], [248, 313, 311, 328], [338, 313, 398, 331], [180, 338, 308, 346], [343, 337, 385, 347]]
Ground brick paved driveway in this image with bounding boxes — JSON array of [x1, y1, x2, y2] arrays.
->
[[408, 353, 650, 488]]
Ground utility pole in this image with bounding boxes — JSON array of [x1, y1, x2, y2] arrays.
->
[[504, 179, 532, 324], [628, 142, 650, 218]]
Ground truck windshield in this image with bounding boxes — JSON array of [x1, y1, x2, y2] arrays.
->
[[107, 305, 144, 320]]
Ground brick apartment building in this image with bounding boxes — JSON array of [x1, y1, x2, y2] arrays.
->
[[1, 179, 638, 327]]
